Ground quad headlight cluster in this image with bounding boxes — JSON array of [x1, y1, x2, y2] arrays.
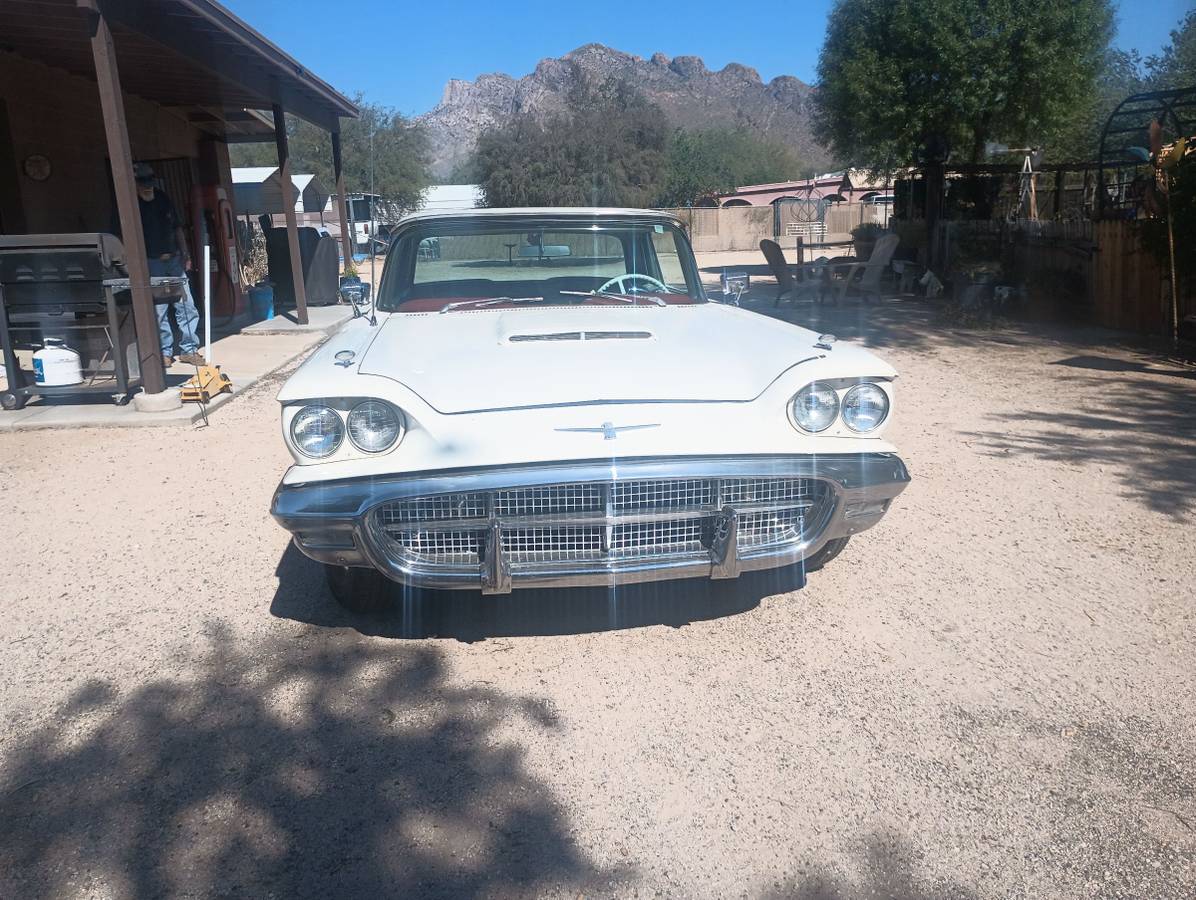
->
[[791, 382, 890, 434], [290, 400, 405, 458]]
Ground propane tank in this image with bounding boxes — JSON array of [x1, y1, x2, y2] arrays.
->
[[33, 338, 83, 386]]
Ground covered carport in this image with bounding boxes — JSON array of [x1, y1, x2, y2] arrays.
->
[[0, 0, 358, 398]]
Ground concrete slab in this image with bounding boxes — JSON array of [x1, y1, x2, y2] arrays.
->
[[0, 319, 341, 431], [242, 305, 353, 335]]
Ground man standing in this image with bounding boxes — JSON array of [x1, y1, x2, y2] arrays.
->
[[131, 163, 203, 367]]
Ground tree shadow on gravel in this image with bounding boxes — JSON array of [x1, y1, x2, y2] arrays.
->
[[270, 544, 805, 641], [966, 373, 1196, 519], [0, 629, 622, 898], [761, 830, 976, 899]]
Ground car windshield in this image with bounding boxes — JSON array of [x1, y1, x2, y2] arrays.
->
[[377, 218, 705, 312]]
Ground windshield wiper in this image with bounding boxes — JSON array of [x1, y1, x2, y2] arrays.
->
[[558, 290, 667, 307], [438, 296, 545, 314]]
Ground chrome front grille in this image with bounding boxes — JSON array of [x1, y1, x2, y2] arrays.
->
[[738, 508, 809, 549], [610, 520, 705, 557], [377, 492, 488, 524], [721, 477, 816, 506], [495, 484, 603, 517], [611, 478, 714, 512], [398, 529, 482, 564], [503, 525, 604, 562], [373, 476, 835, 582]]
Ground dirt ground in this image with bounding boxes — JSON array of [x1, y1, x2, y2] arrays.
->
[[1, 294, 1194, 899]]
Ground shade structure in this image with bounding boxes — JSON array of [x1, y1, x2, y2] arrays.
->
[[231, 168, 329, 216]]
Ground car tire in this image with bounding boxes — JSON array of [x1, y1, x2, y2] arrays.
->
[[803, 536, 850, 573], [324, 564, 394, 613]]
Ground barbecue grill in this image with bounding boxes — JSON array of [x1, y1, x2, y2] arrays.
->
[[0, 233, 182, 410]]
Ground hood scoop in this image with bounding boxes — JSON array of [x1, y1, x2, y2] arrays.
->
[[507, 330, 653, 343]]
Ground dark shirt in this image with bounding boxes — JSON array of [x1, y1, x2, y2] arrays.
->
[[135, 190, 181, 259], [110, 190, 179, 259]]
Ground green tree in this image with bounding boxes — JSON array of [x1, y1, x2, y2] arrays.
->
[[1049, 11, 1196, 161], [1146, 10, 1196, 90], [814, 0, 1115, 167], [1048, 47, 1149, 160], [475, 72, 669, 207], [230, 97, 429, 221], [656, 129, 810, 206]]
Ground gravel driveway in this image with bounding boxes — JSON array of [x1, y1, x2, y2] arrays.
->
[[1, 299, 1193, 898]]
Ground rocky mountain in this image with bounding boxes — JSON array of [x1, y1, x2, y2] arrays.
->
[[418, 43, 831, 178]]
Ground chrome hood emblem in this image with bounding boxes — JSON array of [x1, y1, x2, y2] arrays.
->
[[555, 421, 661, 440]]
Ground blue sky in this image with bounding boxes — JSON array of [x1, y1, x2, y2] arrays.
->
[[226, 0, 1192, 115]]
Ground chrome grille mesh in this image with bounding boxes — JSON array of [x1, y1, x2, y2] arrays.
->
[[396, 530, 481, 564], [504, 526, 603, 562], [739, 508, 808, 549], [721, 478, 816, 506], [612, 478, 714, 512], [611, 520, 704, 556], [494, 483, 603, 517], [374, 476, 832, 570], [378, 492, 487, 524]]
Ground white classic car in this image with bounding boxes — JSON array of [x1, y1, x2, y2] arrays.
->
[[271, 208, 909, 612]]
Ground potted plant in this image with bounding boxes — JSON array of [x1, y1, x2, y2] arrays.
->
[[240, 228, 274, 321], [851, 222, 887, 260]]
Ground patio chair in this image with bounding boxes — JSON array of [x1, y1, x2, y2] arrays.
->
[[760, 238, 814, 306], [821, 233, 900, 304]]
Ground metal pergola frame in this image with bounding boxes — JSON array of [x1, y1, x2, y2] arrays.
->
[[1097, 86, 1196, 219]]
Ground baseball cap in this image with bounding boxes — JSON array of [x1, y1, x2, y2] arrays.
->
[[133, 162, 155, 183]]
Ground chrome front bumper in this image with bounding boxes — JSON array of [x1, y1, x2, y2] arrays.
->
[[271, 454, 910, 594]]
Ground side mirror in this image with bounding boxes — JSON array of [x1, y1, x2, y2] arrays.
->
[[720, 271, 749, 305]]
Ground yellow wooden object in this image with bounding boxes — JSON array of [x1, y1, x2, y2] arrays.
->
[[180, 365, 233, 403]]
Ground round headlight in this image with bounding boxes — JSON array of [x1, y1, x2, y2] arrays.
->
[[792, 383, 840, 433], [842, 383, 890, 432], [347, 400, 403, 452], [290, 405, 344, 458]]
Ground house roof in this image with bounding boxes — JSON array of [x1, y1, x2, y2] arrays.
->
[[0, 0, 357, 135]]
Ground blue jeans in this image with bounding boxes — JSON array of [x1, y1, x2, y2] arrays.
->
[[148, 256, 199, 356]]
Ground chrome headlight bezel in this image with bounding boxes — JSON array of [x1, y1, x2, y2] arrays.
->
[[346, 400, 405, 453], [790, 382, 841, 433], [289, 404, 345, 458], [841, 383, 890, 433]]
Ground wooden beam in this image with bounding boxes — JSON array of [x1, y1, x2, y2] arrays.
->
[[331, 128, 354, 275], [0, 101, 27, 233], [273, 103, 308, 325], [80, 0, 166, 393]]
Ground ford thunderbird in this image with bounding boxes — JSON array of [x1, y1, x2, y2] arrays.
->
[[271, 208, 910, 611]]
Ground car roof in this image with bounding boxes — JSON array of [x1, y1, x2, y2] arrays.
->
[[395, 207, 685, 227]]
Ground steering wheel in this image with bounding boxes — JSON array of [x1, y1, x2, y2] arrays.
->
[[598, 273, 672, 295]]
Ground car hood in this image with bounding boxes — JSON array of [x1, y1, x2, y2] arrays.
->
[[356, 303, 891, 414]]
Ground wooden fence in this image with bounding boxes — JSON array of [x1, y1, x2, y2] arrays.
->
[[1090, 221, 1172, 333], [934, 218, 1186, 335], [663, 206, 775, 252]]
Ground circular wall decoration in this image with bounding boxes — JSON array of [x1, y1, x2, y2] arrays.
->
[[23, 154, 52, 182]]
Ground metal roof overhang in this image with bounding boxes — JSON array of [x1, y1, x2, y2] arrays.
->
[[0, 0, 358, 136]]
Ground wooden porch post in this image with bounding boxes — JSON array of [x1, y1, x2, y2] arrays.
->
[[331, 128, 354, 274], [80, 0, 165, 393], [272, 104, 308, 325]]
